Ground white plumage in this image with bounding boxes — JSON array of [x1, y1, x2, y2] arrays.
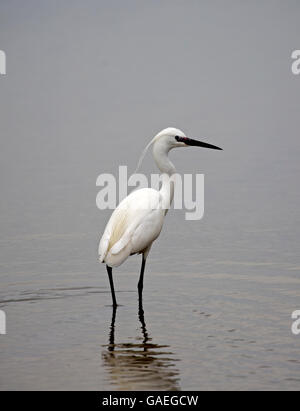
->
[[98, 127, 222, 307], [99, 188, 164, 267]]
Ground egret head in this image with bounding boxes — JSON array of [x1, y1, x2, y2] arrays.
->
[[134, 126, 222, 173], [154, 127, 223, 151]]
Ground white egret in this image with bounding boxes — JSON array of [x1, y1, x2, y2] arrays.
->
[[98, 127, 222, 307]]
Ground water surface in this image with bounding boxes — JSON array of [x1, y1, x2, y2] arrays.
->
[[1, 0, 300, 391]]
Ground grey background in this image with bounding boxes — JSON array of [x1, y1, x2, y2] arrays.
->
[[0, 0, 300, 390]]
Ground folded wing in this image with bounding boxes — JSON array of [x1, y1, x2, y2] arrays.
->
[[98, 188, 165, 267]]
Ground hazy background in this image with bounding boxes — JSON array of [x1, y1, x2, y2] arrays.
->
[[0, 0, 300, 390]]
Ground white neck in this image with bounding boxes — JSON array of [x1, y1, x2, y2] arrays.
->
[[152, 140, 176, 210]]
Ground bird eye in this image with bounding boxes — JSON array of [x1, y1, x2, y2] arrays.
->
[[175, 135, 187, 143]]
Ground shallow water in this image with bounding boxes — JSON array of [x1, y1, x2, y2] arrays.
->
[[1, 1, 300, 391], [1, 252, 300, 390]]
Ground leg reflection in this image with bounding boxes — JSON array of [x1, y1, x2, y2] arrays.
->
[[108, 305, 117, 352], [102, 302, 181, 390], [138, 293, 149, 347]]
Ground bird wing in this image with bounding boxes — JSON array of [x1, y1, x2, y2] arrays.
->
[[99, 188, 164, 266]]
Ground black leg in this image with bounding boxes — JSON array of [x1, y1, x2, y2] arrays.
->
[[106, 265, 117, 307], [137, 256, 146, 299]]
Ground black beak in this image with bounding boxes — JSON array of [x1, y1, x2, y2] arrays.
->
[[175, 136, 222, 150]]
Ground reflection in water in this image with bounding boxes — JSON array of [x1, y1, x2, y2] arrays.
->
[[102, 299, 181, 391]]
